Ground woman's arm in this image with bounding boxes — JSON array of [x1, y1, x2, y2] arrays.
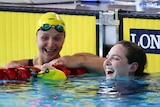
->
[[50, 52, 106, 73], [5, 59, 29, 68]]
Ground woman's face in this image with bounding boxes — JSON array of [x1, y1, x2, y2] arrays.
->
[[103, 44, 132, 79], [36, 28, 65, 63]]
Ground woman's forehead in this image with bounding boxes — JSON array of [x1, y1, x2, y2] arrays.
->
[[109, 44, 128, 56]]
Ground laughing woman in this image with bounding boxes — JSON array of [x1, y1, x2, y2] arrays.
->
[[103, 40, 148, 79], [97, 40, 149, 95]]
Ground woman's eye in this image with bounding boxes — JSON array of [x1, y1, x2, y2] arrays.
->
[[54, 37, 61, 41], [41, 36, 49, 41], [106, 55, 120, 61], [112, 56, 120, 60]]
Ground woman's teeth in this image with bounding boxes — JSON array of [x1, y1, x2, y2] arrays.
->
[[106, 69, 114, 74]]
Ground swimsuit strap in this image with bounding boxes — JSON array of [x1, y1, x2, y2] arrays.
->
[[28, 59, 33, 66]]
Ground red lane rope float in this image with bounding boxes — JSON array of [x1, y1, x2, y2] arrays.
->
[[0, 66, 40, 80], [0, 65, 88, 80]]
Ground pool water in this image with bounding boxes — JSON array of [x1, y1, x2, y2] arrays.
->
[[0, 72, 160, 107]]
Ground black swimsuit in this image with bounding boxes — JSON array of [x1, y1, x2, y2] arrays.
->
[[28, 59, 33, 66]]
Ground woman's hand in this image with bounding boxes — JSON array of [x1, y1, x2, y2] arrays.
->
[[34, 63, 56, 71], [50, 55, 84, 68]]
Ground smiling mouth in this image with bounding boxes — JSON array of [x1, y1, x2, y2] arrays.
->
[[106, 68, 114, 74], [44, 49, 56, 55], [108, 70, 114, 74], [105, 69, 115, 78]]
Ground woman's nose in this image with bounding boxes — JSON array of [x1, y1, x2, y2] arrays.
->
[[47, 38, 54, 47], [103, 58, 111, 67]]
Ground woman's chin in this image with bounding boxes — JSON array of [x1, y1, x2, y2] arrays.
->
[[106, 74, 115, 79]]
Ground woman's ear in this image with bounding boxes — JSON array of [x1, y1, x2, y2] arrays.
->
[[129, 62, 138, 73]]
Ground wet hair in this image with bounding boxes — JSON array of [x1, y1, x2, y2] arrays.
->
[[116, 40, 148, 76]]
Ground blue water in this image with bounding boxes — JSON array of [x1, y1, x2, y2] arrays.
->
[[0, 73, 160, 107]]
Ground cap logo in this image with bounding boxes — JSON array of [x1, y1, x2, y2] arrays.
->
[[48, 18, 55, 20]]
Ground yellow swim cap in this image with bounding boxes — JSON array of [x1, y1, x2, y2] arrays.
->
[[36, 12, 65, 34], [38, 69, 67, 81]]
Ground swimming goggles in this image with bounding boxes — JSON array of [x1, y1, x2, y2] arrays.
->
[[40, 24, 64, 32]]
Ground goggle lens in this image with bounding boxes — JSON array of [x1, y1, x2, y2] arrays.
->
[[40, 24, 64, 32], [55, 25, 64, 32], [41, 24, 51, 31]]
